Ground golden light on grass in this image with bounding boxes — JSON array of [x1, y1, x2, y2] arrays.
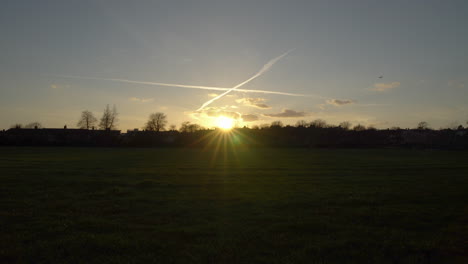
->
[[216, 116, 235, 130]]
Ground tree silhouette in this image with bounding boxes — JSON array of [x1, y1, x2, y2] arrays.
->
[[145, 112, 168, 132], [417, 121, 429, 130], [353, 124, 366, 131], [270, 121, 283, 128], [24, 122, 43, 129], [180, 121, 201, 132], [4, 116, 468, 149], [339, 121, 352, 130], [310, 119, 327, 128], [99, 104, 118, 130], [77, 110, 97, 129], [296, 120, 308, 128]]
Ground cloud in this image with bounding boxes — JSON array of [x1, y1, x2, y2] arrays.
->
[[371, 82, 400, 92], [241, 114, 259, 122], [236, 98, 271, 109], [326, 99, 355, 106], [208, 93, 234, 98], [206, 110, 241, 120], [264, 109, 307, 118], [194, 106, 242, 120], [448, 80, 465, 88], [188, 106, 250, 128], [129, 97, 154, 103], [50, 84, 70, 89]]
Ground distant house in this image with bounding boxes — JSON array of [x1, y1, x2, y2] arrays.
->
[[1, 126, 467, 149], [2, 127, 120, 146]]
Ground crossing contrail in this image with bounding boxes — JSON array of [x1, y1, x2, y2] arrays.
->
[[197, 50, 293, 111], [52, 50, 321, 111], [51, 74, 306, 97]]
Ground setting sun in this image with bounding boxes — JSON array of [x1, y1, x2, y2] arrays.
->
[[216, 116, 235, 130]]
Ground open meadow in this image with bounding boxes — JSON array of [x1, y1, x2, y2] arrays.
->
[[1, 147, 467, 263]]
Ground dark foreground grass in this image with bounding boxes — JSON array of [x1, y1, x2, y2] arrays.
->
[[0, 147, 467, 263]]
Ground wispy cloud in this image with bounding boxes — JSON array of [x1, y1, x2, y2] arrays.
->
[[50, 84, 70, 89], [326, 99, 355, 106], [264, 109, 307, 118], [371, 82, 400, 92], [236, 98, 271, 109], [241, 114, 259, 122], [129, 97, 154, 103], [448, 80, 465, 88]]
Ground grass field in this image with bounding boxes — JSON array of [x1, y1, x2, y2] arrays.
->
[[1, 147, 467, 263]]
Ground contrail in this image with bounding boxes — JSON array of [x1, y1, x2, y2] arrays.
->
[[197, 49, 293, 111], [51, 74, 306, 97]]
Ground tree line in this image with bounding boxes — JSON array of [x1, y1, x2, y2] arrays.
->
[[77, 105, 171, 132], [11, 105, 168, 132], [3, 113, 468, 149], [7, 104, 468, 133]]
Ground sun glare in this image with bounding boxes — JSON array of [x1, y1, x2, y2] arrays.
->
[[216, 116, 235, 130]]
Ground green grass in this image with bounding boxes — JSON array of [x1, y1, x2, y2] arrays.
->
[[1, 147, 467, 263]]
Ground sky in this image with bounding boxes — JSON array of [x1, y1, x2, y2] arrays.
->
[[1, 0, 467, 131]]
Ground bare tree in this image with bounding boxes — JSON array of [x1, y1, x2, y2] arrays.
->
[[180, 121, 190, 132], [310, 119, 327, 128], [296, 120, 308, 128], [169, 124, 177, 131], [417, 121, 429, 130], [99, 104, 118, 130], [145, 112, 168, 132], [77, 110, 97, 129], [270, 121, 283, 128], [24, 122, 43, 129], [339, 121, 352, 130], [10, 123, 23, 129], [446, 122, 460, 130], [353, 124, 366, 131], [180, 121, 201, 133]]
